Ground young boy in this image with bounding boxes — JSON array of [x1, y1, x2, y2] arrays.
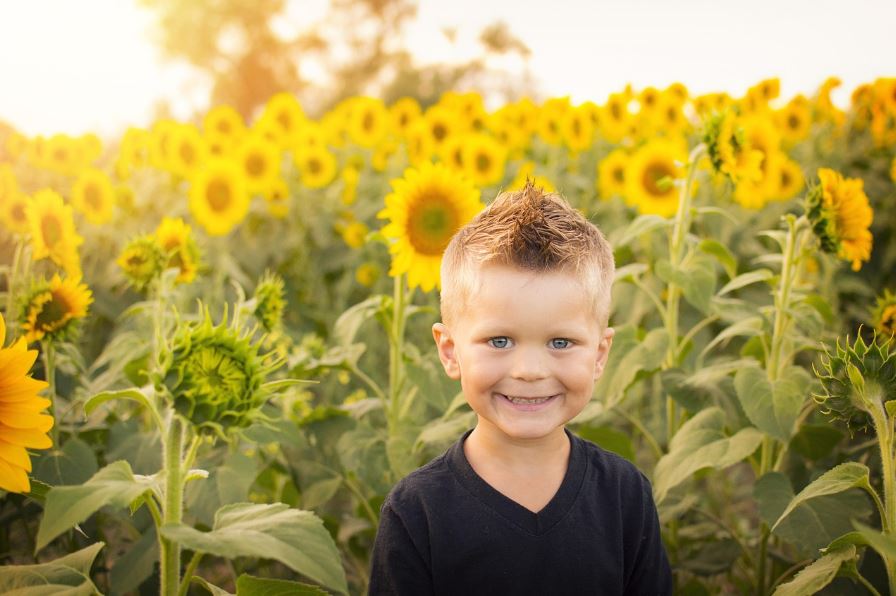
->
[[369, 182, 672, 595]]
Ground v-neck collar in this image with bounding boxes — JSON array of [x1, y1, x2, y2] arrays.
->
[[446, 428, 586, 536]]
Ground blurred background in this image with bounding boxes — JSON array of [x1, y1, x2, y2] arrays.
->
[[2, 0, 894, 136]]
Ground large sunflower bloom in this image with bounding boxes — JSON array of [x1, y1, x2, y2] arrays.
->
[[805, 168, 874, 271], [188, 158, 250, 236], [71, 168, 115, 225], [203, 104, 246, 141], [170, 125, 208, 179], [236, 134, 281, 195], [378, 162, 483, 292], [461, 134, 507, 187], [20, 274, 92, 343], [295, 146, 337, 189], [597, 149, 629, 199], [0, 312, 52, 493], [347, 97, 389, 148], [624, 139, 686, 217], [26, 189, 83, 278]]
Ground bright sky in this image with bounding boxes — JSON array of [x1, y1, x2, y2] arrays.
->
[[1, 0, 894, 137]]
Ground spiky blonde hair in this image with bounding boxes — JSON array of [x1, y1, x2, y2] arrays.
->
[[439, 181, 615, 327]]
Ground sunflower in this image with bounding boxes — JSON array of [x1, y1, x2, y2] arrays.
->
[[462, 134, 506, 187], [424, 106, 457, 153], [536, 98, 569, 146], [340, 166, 360, 205], [339, 220, 369, 249], [347, 97, 389, 148], [873, 290, 896, 337], [203, 104, 246, 141], [390, 97, 422, 137], [776, 157, 805, 200], [188, 158, 250, 236], [263, 178, 290, 219], [0, 164, 17, 204], [260, 92, 305, 146], [20, 274, 92, 343], [26, 189, 83, 278], [624, 139, 686, 217], [372, 138, 399, 172], [704, 111, 763, 185], [599, 92, 631, 143], [509, 162, 555, 194], [148, 119, 180, 171], [805, 168, 874, 271], [378, 162, 483, 291], [404, 121, 435, 166], [236, 134, 281, 195], [597, 149, 629, 199], [117, 235, 167, 292], [115, 127, 150, 180], [295, 146, 337, 189], [776, 97, 812, 144], [155, 217, 201, 284], [2, 191, 31, 235], [355, 263, 380, 288], [71, 168, 115, 225], [561, 106, 595, 153], [43, 134, 81, 175], [170, 125, 208, 179], [694, 93, 733, 118], [0, 312, 52, 493]]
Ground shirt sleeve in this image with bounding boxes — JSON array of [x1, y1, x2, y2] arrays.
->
[[368, 502, 434, 596], [624, 475, 673, 596]]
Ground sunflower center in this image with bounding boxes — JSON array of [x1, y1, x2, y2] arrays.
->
[[41, 215, 63, 246], [277, 112, 292, 132], [407, 194, 458, 256], [11, 203, 25, 223], [642, 161, 675, 197], [612, 166, 625, 183], [882, 305, 896, 334], [787, 114, 801, 130], [34, 292, 70, 331], [206, 178, 232, 212], [84, 183, 102, 211], [432, 123, 447, 142], [476, 153, 491, 174], [246, 154, 266, 177], [307, 158, 322, 175], [362, 111, 375, 133]]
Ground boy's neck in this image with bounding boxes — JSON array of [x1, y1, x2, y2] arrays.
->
[[464, 423, 570, 472]]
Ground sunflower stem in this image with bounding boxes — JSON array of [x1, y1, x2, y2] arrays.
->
[[159, 414, 185, 596], [869, 399, 896, 594], [4, 239, 25, 339], [388, 274, 407, 434], [768, 215, 807, 382]]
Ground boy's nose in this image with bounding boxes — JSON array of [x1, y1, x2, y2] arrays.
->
[[509, 347, 549, 381]]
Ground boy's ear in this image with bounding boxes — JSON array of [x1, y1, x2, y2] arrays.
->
[[593, 327, 615, 381], [432, 322, 461, 380]]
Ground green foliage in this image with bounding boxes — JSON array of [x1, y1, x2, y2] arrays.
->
[[0, 542, 105, 595]]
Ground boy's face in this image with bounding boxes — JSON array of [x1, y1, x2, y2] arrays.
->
[[433, 263, 614, 445]]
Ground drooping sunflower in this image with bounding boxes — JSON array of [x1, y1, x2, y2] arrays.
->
[[704, 111, 763, 185], [597, 149, 629, 199], [0, 312, 52, 494], [155, 217, 201, 284], [805, 168, 874, 271], [252, 271, 286, 332], [20, 274, 92, 343], [461, 134, 507, 187], [26, 189, 83, 278], [71, 168, 115, 225], [188, 158, 250, 236], [295, 146, 337, 189], [378, 162, 483, 292], [624, 139, 686, 217], [236, 134, 281, 195]]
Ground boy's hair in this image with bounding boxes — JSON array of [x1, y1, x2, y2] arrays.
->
[[439, 181, 615, 327]]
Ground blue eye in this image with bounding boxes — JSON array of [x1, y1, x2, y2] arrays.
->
[[551, 338, 571, 349], [488, 337, 511, 349]]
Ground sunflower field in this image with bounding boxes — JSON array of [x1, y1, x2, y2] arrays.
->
[[1, 76, 896, 595]]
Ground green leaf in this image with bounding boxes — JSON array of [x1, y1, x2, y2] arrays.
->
[[109, 525, 158, 596], [789, 424, 843, 460], [0, 542, 104, 595], [771, 544, 856, 596], [772, 463, 874, 532], [653, 408, 762, 502], [734, 365, 807, 442], [823, 532, 870, 553], [854, 521, 896, 561], [301, 476, 343, 510], [698, 239, 737, 280], [260, 378, 316, 393], [698, 318, 764, 361], [655, 256, 717, 314], [32, 437, 98, 487], [236, 574, 329, 595], [83, 386, 160, 422], [36, 461, 156, 552], [595, 326, 668, 408], [717, 269, 774, 296], [163, 503, 348, 595], [694, 205, 740, 224], [613, 263, 649, 281], [333, 295, 387, 346], [216, 451, 258, 506], [192, 576, 234, 596], [611, 214, 671, 248], [575, 425, 635, 462]]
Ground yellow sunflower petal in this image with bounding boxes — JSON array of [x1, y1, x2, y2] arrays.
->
[[0, 457, 30, 493]]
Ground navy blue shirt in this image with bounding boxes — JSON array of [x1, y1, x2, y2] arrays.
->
[[369, 429, 672, 595]]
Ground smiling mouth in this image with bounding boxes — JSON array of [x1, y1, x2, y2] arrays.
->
[[498, 393, 557, 405]]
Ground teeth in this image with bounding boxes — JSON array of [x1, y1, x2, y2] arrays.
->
[[504, 394, 552, 405]]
